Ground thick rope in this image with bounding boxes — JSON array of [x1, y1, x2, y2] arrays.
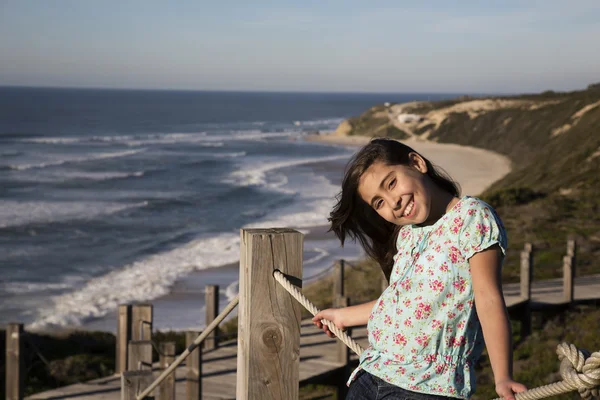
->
[[488, 343, 600, 400], [273, 270, 365, 356], [274, 272, 600, 400]]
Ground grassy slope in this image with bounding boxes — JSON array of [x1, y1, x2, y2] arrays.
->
[[345, 87, 600, 282]]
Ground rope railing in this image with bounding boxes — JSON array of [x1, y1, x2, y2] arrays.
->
[[135, 294, 239, 400], [130, 262, 599, 400], [273, 269, 365, 356], [273, 270, 600, 400]]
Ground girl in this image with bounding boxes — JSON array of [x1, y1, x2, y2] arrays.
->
[[313, 138, 526, 400]]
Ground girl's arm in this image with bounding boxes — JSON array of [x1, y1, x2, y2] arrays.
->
[[312, 300, 377, 337], [470, 244, 527, 400]]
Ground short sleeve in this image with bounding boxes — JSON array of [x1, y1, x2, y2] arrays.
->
[[458, 199, 507, 261]]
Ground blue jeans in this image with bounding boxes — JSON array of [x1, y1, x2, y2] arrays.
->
[[346, 370, 457, 400]]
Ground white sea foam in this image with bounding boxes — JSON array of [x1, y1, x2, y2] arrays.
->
[[212, 151, 246, 158], [224, 280, 239, 302], [8, 149, 145, 171], [29, 232, 241, 329], [57, 171, 145, 181], [294, 118, 344, 127], [0, 200, 148, 229], [224, 154, 348, 189]]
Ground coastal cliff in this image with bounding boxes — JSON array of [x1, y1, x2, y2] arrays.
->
[[335, 84, 600, 281]]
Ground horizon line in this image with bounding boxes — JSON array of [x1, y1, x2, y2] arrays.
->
[[0, 84, 516, 97]]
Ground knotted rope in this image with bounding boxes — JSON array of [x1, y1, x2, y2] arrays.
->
[[492, 343, 600, 400], [273, 270, 365, 356]]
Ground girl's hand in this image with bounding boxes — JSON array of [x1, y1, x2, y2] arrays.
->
[[312, 308, 346, 338], [495, 379, 527, 400]]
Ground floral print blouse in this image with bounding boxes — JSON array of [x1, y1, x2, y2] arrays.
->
[[348, 196, 508, 399]]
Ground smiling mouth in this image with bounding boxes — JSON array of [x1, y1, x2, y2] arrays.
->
[[403, 199, 415, 218]]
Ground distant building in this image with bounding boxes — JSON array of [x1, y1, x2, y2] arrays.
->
[[397, 113, 424, 123]]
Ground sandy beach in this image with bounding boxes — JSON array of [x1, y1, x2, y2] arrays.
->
[[305, 133, 512, 196]]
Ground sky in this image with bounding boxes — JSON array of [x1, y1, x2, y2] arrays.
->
[[1, 1, 599, 94]]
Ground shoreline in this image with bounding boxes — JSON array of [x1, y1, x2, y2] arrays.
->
[[305, 132, 512, 196], [25, 132, 512, 335]]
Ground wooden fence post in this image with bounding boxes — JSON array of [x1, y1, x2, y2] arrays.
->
[[121, 370, 154, 400], [205, 285, 219, 350], [6, 323, 24, 400], [567, 239, 577, 276], [128, 340, 153, 371], [236, 228, 303, 400], [186, 331, 202, 400], [520, 243, 533, 300], [333, 260, 345, 299], [519, 243, 533, 337], [563, 255, 575, 304], [334, 297, 350, 400], [159, 342, 176, 400], [132, 304, 153, 341], [117, 304, 132, 374]]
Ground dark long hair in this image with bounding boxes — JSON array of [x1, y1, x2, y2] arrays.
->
[[328, 138, 460, 281]]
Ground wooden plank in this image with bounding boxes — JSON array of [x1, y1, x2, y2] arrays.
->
[[159, 342, 176, 400], [520, 244, 532, 300], [563, 255, 575, 303], [121, 370, 154, 400], [117, 304, 132, 374], [186, 331, 202, 400], [333, 260, 345, 299], [132, 304, 153, 341], [6, 323, 24, 400], [236, 228, 303, 400], [205, 285, 219, 350], [128, 341, 153, 371]]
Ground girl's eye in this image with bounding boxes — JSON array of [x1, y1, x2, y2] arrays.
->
[[375, 199, 384, 210], [388, 178, 396, 189]]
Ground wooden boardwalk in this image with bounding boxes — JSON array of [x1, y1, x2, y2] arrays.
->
[[26, 275, 600, 400]]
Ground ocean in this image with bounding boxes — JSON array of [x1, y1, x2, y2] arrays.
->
[[0, 87, 456, 332]]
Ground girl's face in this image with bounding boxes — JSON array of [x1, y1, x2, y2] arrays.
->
[[357, 154, 432, 226]]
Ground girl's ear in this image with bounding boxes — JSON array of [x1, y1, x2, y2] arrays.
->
[[408, 152, 428, 173]]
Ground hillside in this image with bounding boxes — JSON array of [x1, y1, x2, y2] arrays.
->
[[336, 84, 600, 282]]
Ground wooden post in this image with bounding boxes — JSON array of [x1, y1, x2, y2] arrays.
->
[[6, 323, 24, 400], [121, 370, 154, 400], [117, 304, 132, 374], [205, 285, 219, 350], [159, 342, 176, 400], [519, 243, 533, 337], [132, 304, 153, 341], [186, 331, 202, 400], [236, 228, 303, 400], [333, 260, 345, 299], [567, 239, 577, 276], [563, 255, 575, 304], [520, 243, 533, 300], [127, 340, 153, 371]]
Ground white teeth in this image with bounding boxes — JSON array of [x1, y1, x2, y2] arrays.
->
[[403, 200, 414, 217]]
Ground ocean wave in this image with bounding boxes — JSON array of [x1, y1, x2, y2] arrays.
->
[[29, 232, 241, 329], [212, 151, 246, 158], [0, 200, 148, 229], [7, 149, 145, 171], [293, 117, 344, 127], [58, 171, 145, 181], [224, 154, 348, 190]]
